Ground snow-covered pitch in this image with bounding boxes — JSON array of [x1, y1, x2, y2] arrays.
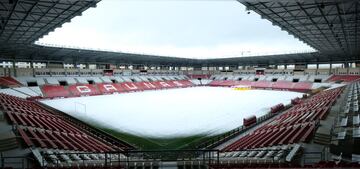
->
[[41, 87, 303, 138]]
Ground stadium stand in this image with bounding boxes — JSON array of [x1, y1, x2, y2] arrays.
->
[[0, 93, 134, 167], [1, 0, 360, 168], [1, 71, 360, 168], [0, 74, 194, 99], [327, 75, 360, 83], [0, 77, 22, 88], [42, 85, 71, 98], [222, 87, 343, 151]]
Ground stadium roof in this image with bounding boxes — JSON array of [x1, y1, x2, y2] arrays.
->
[[241, 0, 359, 57], [0, 0, 359, 67], [0, 0, 99, 44], [0, 44, 197, 66]]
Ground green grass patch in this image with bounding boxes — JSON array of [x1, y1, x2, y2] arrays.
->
[[99, 127, 213, 150]]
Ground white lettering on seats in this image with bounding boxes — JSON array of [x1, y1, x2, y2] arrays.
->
[[143, 82, 156, 89], [159, 81, 171, 87], [76, 86, 91, 93], [103, 84, 118, 91], [125, 83, 138, 90], [172, 81, 183, 86]]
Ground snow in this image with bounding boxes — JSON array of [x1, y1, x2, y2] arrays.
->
[[41, 87, 303, 138]]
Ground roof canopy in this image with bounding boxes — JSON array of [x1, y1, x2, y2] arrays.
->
[[0, 0, 359, 66]]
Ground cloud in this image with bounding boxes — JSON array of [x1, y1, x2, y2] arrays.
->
[[37, 0, 315, 59]]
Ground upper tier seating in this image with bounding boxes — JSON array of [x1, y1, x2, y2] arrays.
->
[[56, 77, 78, 85], [45, 77, 60, 85], [222, 87, 343, 151], [308, 75, 330, 82], [121, 76, 133, 82], [265, 75, 287, 81], [187, 74, 211, 79], [75, 77, 89, 84], [286, 75, 309, 82], [16, 77, 46, 86]]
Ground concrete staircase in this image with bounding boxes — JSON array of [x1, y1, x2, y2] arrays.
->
[[313, 119, 334, 145], [313, 129, 332, 145], [0, 111, 19, 152], [0, 133, 19, 152]]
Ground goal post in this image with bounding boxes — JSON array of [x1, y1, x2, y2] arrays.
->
[[74, 102, 87, 116]]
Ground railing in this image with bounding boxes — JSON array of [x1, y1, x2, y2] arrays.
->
[[0, 154, 35, 169], [193, 104, 294, 150], [36, 101, 136, 151], [41, 149, 219, 168], [302, 151, 324, 165]]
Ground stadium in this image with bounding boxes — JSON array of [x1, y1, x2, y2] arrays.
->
[[0, 0, 359, 168]]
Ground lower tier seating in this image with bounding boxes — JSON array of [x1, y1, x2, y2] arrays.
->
[[208, 80, 313, 92], [42, 85, 70, 98], [41, 80, 194, 99], [0, 76, 22, 87], [327, 75, 360, 83], [222, 87, 343, 151], [0, 93, 135, 154], [18, 127, 114, 152]]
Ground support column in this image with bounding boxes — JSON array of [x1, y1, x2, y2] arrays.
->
[[12, 60, 16, 77], [329, 63, 332, 74], [73, 61, 78, 69]]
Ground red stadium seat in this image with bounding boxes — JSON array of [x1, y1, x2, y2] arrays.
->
[[251, 80, 272, 89], [68, 84, 100, 96], [272, 80, 294, 90], [293, 82, 312, 92], [0, 76, 22, 87], [327, 75, 360, 83], [97, 83, 125, 94], [222, 87, 343, 151], [136, 81, 159, 90], [42, 85, 71, 98], [119, 82, 141, 92], [0, 93, 133, 153]]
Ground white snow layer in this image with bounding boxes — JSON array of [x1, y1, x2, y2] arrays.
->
[[41, 87, 303, 138]]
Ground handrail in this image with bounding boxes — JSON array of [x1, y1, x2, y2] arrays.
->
[[193, 105, 288, 150], [0, 153, 36, 169]]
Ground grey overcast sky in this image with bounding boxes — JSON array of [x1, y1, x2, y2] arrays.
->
[[37, 0, 315, 59]]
